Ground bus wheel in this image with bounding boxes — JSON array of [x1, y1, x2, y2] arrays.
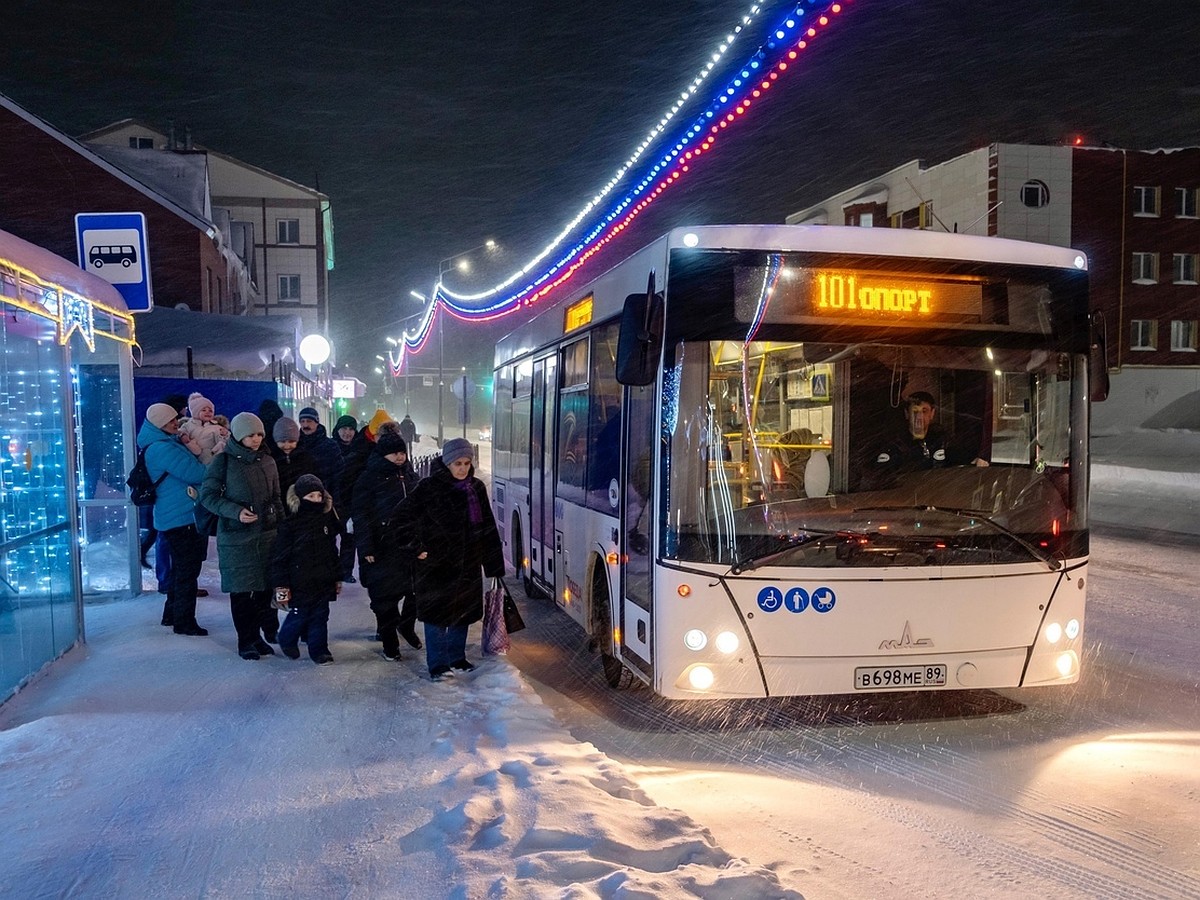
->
[[593, 567, 634, 690]]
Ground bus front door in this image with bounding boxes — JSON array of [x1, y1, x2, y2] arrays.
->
[[528, 355, 557, 596], [619, 382, 654, 679]]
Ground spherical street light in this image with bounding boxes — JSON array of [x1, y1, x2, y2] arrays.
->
[[299, 333, 331, 366]]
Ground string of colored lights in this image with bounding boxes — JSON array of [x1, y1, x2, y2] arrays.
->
[[391, 0, 852, 373]]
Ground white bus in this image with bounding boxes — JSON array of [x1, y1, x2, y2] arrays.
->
[[491, 225, 1104, 699]]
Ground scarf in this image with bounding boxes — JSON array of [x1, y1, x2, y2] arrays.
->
[[454, 477, 483, 525]]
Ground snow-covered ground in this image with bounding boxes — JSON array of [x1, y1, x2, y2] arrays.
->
[[2, 432, 1198, 898]]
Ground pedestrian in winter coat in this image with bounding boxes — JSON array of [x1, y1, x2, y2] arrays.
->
[[256, 399, 285, 456], [391, 437, 504, 680], [352, 430, 423, 660], [269, 474, 341, 665], [200, 411, 286, 660], [137, 403, 209, 636], [297, 407, 345, 508], [270, 416, 318, 510], [334, 414, 371, 582], [398, 414, 417, 448], [178, 392, 228, 464]]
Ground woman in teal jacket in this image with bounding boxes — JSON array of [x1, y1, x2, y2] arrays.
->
[[138, 403, 208, 635]]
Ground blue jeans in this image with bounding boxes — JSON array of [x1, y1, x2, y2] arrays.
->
[[279, 602, 331, 660], [424, 623, 469, 674]]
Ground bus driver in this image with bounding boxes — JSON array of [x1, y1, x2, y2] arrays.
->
[[873, 391, 989, 476]]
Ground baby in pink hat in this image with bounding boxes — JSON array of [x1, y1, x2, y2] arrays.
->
[[179, 391, 227, 464]]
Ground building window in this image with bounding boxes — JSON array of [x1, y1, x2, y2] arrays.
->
[[1020, 180, 1050, 208], [128, 136, 154, 149], [1170, 320, 1198, 352], [1132, 185, 1160, 216], [1176, 187, 1198, 218], [1173, 253, 1198, 284], [276, 218, 300, 244], [278, 274, 301, 301], [1131, 252, 1158, 284], [918, 201, 935, 229], [1130, 319, 1157, 351]]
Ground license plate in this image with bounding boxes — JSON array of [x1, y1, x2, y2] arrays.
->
[[854, 664, 948, 690]]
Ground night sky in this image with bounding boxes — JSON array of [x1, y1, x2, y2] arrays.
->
[[5, 0, 1199, 382]]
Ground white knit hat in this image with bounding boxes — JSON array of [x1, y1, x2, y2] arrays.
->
[[146, 403, 178, 430]]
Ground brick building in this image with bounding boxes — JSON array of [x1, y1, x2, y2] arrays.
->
[[786, 143, 1200, 430]]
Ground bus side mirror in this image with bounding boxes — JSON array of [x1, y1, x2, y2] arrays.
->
[[1089, 310, 1110, 402], [616, 275, 664, 386]]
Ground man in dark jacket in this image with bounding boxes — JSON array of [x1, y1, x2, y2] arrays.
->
[[297, 407, 345, 508], [334, 414, 371, 582], [352, 431, 423, 659]]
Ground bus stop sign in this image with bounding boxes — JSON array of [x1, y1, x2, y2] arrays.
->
[[75, 212, 153, 312]]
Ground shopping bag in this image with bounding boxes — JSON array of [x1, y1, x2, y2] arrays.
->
[[501, 584, 526, 634], [482, 577, 511, 655]]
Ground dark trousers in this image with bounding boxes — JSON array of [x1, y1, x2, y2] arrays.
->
[[424, 623, 469, 674], [338, 529, 357, 580], [163, 525, 205, 628], [369, 592, 416, 657], [229, 591, 273, 652], [155, 531, 173, 592], [278, 602, 331, 660]]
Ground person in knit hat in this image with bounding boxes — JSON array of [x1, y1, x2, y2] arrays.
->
[[271, 417, 317, 515], [269, 472, 341, 665], [392, 434, 502, 680], [441, 437, 474, 466], [353, 428, 422, 659], [200, 410, 286, 660], [179, 391, 227, 465], [333, 414, 371, 582], [137, 402, 209, 635], [297, 406, 346, 517]]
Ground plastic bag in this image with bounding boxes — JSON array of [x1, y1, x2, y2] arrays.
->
[[481, 577, 511, 655]]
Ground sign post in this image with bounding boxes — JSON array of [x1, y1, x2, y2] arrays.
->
[[450, 374, 476, 438]]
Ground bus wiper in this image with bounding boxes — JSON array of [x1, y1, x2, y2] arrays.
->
[[855, 505, 1061, 571], [729, 529, 864, 575]]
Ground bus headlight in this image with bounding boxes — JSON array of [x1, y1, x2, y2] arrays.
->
[[714, 631, 739, 654], [1044, 622, 1063, 644], [683, 629, 708, 651], [688, 665, 715, 690], [1065, 618, 1080, 639], [1055, 650, 1077, 678]]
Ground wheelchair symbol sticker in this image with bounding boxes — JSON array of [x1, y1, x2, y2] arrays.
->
[[756, 586, 784, 613]]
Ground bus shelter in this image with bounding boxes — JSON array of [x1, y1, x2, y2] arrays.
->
[[0, 228, 136, 704]]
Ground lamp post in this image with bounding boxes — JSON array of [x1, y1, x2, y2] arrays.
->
[[433, 240, 498, 446]]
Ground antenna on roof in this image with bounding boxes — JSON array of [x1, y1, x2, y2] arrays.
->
[[903, 177, 952, 232]]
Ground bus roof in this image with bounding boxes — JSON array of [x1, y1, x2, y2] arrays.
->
[[494, 225, 1088, 369]]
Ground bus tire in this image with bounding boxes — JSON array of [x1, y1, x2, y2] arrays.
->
[[593, 565, 634, 690]]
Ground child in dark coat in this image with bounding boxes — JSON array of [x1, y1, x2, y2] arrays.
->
[[269, 474, 342, 665]]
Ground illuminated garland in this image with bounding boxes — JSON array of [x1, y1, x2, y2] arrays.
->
[[392, 0, 852, 370]]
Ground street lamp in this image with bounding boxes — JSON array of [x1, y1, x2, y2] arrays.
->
[[431, 240, 499, 446]]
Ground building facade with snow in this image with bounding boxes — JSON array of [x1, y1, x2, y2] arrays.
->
[[0, 228, 137, 705], [80, 120, 334, 341], [786, 143, 1200, 431]]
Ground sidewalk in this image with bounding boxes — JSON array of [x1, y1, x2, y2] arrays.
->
[[1090, 430, 1200, 536]]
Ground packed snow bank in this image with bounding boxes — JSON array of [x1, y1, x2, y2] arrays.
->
[[0, 586, 801, 899]]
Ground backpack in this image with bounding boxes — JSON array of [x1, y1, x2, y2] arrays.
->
[[127, 446, 168, 507]]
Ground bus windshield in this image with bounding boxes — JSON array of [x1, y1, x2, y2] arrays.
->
[[661, 337, 1087, 568]]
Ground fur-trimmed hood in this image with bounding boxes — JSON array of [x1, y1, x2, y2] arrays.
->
[[286, 483, 334, 515]]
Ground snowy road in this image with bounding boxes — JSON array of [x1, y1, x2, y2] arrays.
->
[[511, 526, 1200, 899]]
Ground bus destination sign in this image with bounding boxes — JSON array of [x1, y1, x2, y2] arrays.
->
[[809, 270, 982, 321]]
